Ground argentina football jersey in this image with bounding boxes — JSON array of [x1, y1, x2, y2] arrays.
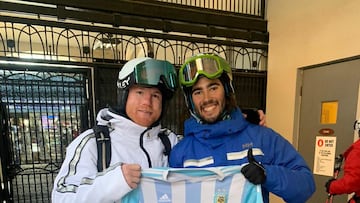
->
[[121, 165, 263, 203]]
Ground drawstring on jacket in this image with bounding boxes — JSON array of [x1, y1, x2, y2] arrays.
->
[[139, 127, 152, 168]]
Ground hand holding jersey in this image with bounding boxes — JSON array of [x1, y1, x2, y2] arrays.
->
[[121, 164, 142, 189]]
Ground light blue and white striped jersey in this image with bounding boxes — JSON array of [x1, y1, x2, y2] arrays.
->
[[121, 165, 263, 203]]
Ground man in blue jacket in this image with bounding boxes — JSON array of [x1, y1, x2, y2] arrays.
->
[[169, 53, 316, 203]]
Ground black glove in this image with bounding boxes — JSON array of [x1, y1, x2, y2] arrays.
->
[[242, 108, 261, 125], [241, 148, 266, 185], [325, 178, 335, 193]]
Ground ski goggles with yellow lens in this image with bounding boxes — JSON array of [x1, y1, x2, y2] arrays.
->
[[134, 59, 177, 92], [179, 54, 231, 87]]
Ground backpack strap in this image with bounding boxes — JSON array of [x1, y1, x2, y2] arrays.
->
[[93, 125, 172, 171], [93, 125, 111, 172], [158, 128, 172, 157]]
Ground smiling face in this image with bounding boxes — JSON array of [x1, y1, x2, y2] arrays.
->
[[125, 85, 162, 127], [191, 77, 226, 123]]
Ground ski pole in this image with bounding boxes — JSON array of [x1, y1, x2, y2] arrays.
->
[[326, 154, 344, 203]]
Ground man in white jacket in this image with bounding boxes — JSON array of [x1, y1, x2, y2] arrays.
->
[[52, 57, 179, 203]]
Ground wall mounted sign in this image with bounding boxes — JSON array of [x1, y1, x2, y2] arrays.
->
[[318, 128, 335, 136], [313, 136, 337, 176], [320, 101, 338, 124]]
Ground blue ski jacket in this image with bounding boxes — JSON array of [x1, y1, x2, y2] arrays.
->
[[169, 108, 315, 203]]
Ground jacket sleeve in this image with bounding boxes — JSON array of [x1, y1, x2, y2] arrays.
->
[[51, 131, 132, 203], [329, 144, 360, 194], [261, 128, 316, 203]]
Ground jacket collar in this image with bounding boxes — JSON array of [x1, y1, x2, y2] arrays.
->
[[184, 108, 248, 139]]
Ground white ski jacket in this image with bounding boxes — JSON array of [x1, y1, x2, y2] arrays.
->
[[51, 108, 178, 203]]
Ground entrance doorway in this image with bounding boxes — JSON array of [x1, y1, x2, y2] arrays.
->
[[0, 61, 93, 202]]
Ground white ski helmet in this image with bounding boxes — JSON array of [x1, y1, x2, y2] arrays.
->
[[116, 57, 177, 120]]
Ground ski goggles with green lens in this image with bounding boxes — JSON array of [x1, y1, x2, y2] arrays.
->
[[134, 59, 177, 92], [179, 54, 231, 87]]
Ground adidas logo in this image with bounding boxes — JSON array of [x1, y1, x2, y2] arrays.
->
[[158, 193, 171, 202]]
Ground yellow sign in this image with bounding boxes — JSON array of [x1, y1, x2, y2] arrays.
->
[[320, 101, 338, 124]]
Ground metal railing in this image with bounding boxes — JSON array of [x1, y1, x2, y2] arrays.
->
[[156, 0, 265, 17]]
